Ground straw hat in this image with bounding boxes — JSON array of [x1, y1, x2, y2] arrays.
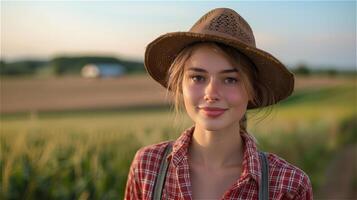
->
[[144, 7, 294, 109]]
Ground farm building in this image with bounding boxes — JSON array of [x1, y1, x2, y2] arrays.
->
[[81, 63, 126, 78]]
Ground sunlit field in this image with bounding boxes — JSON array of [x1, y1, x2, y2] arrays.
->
[[1, 75, 356, 199]]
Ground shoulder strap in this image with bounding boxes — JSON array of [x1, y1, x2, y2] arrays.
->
[[258, 151, 269, 200], [152, 142, 172, 200]]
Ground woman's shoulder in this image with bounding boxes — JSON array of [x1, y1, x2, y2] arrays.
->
[[126, 141, 174, 199], [131, 140, 173, 170], [265, 152, 313, 198]]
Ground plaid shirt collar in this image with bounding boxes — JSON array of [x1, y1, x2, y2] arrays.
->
[[167, 126, 261, 184]]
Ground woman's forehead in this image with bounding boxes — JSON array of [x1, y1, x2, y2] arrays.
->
[[184, 43, 239, 71], [191, 42, 223, 55]]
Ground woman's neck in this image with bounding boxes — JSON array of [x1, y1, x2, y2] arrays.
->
[[188, 123, 244, 170]]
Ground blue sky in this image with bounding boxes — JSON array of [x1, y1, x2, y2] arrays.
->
[[1, 0, 356, 69]]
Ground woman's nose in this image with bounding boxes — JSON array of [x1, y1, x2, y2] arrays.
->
[[204, 78, 220, 102]]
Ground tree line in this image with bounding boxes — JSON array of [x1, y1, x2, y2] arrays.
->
[[0, 57, 355, 77], [0, 56, 145, 76]]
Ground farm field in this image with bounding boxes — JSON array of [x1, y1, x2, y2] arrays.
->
[[0, 74, 354, 113], [0, 74, 356, 199]]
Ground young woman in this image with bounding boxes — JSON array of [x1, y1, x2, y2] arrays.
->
[[125, 8, 313, 200]]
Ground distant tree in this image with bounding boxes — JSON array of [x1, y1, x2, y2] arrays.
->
[[120, 60, 145, 74], [294, 63, 311, 76], [0, 56, 146, 76], [326, 69, 338, 77], [0, 60, 6, 75], [0, 60, 5, 67], [0, 60, 47, 76]]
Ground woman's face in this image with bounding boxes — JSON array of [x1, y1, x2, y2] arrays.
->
[[182, 44, 250, 131]]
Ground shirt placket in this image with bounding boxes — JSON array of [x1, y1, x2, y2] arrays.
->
[[220, 175, 252, 200], [174, 157, 193, 200]]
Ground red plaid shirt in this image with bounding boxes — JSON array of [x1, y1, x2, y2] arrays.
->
[[125, 126, 313, 199]]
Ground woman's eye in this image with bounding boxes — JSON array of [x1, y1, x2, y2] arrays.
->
[[225, 77, 238, 84], [190, 75, 205, 82]]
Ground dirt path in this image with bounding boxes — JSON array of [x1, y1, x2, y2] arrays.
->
[[316, 144, 357, 199]]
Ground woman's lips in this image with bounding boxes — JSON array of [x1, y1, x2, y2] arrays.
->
[[200, 107, 227, 117]]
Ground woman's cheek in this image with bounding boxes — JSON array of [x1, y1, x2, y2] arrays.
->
[[225, 89, 242, 104], [225, 86, 249, 105], [183, 86, 197, 109], [184, 84, 200, 100]]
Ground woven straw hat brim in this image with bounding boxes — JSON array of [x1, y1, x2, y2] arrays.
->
[[145, 31, 294, 109]]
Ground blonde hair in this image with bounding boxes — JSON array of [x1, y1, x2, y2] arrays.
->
[[166, 42, 274, 134]]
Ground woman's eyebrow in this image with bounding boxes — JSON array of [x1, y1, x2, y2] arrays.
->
[[187, 67, 238, 74]]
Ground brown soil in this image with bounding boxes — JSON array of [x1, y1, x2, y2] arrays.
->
[[0, 75, 169, 113]]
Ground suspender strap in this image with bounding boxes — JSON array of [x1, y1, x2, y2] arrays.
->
[[259, 151, 269, 200], [152, 143, 172, 200]]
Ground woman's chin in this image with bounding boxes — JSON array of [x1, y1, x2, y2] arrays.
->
[[196, 120, 230, 132]]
